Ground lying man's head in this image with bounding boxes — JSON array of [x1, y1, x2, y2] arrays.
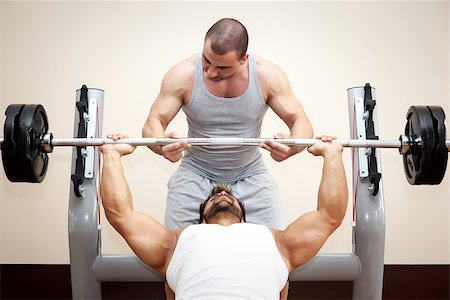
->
[[199, 185, 246, 224]]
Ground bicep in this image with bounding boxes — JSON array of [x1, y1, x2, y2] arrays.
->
[[113, 212, 176, 273], [144, 67, 190, 131], [145, 95, 183, 130], [263, 66, 308, 127], [277, 211, 335, 271], [145, 88, 184, 130]]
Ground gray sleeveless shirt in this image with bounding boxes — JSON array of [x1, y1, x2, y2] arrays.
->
[[180, 54, 269, 182]]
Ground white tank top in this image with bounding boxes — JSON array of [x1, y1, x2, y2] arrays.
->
[[166, 223, 288, 299]]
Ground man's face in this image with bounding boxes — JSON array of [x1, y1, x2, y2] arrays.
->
[[201, 39, 247, 81], [202, 190, 244, 223]]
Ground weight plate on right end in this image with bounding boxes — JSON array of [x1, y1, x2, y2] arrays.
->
[[426, 106, 447, 184], [403, 106, 435, 185]]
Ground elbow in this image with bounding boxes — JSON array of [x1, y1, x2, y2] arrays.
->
[[305, 118, 314, 138], [327, 195, 348, 230], [295, 115, 313, 139], [142, 123, 151, 138], [330, 209, 346, 229], [307, 125, 314, 139], [104, 207, 129, 233], [100, 195, 131, 229], [105, 213, 130, 237], [105, 211, 120, 228], [102, 202, 122, 225]]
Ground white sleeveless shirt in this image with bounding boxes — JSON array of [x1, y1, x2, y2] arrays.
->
[[166, 223, 288, 299]]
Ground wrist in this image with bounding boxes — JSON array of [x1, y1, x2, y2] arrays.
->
[[150, 145, 163, 155], [102, 150, 122, 159], [323, 147, 343, 158]]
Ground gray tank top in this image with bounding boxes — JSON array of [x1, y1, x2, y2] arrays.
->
[[180, 54, 268, 182]]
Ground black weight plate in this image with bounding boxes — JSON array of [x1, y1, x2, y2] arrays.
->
[[426, 106, 447, 184], [403, 106, 435, 185], [2, 104, 25, 181], [17, 104, 49, 182]]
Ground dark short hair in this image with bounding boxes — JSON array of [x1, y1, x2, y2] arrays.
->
[[199, 184, 246, 223], [205, 18, 248, 59]]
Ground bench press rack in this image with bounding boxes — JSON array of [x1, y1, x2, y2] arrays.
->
[[68, 85, 384, 299]]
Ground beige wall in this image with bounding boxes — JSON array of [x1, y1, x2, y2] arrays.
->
[[447, 0, 450, 262], [0, 1, 448, 264], [0, 0, 4, 262]]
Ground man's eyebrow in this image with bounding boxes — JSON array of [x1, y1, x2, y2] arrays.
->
[[202, 54, 211, 64], [202, 54, 233, 69]]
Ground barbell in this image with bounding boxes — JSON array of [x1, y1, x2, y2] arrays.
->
[[0, 103, 448, 185]]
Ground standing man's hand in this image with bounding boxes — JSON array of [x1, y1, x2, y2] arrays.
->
[[260, 132, 304, 162], [159, 132, 191, 163]]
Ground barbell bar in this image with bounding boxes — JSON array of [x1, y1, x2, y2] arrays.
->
[[34, 136, 419, 149], [0, 103, 448, 185], [1, 135, 449, 150]]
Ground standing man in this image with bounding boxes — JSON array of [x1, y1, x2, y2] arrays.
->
[[142, 18, 313, 230]]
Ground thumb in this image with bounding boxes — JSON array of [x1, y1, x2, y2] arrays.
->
[[165, 131, 180, 138], [273, 132, 289, 139]]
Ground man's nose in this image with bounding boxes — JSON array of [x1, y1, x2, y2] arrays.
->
[[206, 67, 218, 78], [219, 190, 227, 196]]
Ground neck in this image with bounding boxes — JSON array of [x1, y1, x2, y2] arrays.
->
[[206, 213, 241, 226]]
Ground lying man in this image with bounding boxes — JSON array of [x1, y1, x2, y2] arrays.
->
[[100, 134, 348, 299]]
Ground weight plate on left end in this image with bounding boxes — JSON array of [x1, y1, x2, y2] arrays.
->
[[2, 104, 50, 183], [18, 104, 50, 183], [2, 104, 25, 181]]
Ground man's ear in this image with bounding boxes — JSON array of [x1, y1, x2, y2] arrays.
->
[[240, 53, 249, 64]]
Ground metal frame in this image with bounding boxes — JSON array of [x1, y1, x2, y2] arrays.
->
[[67, 85, 385, 299], [348, 86, 385, 299], [68, 88, 104, 299]]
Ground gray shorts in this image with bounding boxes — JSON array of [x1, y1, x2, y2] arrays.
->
[[164, 166, 284, 230]]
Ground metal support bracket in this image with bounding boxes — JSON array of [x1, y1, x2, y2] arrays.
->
[[84, 98, 98, 179], [354, 96, 369, 177]]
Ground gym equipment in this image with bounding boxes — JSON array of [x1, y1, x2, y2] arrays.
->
[[0, 96, 448, 185], [1, 84, 447, 300], [2, 104, 49, 182]]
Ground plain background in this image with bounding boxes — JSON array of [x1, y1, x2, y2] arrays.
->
[[0, 1, 448, 265]]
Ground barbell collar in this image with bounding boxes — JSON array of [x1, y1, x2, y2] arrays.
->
[[399, 135, 423, 155], [40, 132, 54, 153]]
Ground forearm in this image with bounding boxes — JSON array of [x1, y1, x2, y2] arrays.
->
[[289, 116, 314, 153], [142, 116, 166, 138], [317, 151, 348, 226], [100, 152, 133, 223], [142, 117, 166, 155]]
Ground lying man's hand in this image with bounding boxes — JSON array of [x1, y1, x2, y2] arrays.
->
[[101, 134, 137, 156], [307, 135, 343, 157]]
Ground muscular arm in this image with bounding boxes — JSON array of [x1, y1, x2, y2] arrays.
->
[[258, 58, 314, 161], [275, 143, 347, 272], [100, 149, 177, 274], [142, 57, 194, 160]]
